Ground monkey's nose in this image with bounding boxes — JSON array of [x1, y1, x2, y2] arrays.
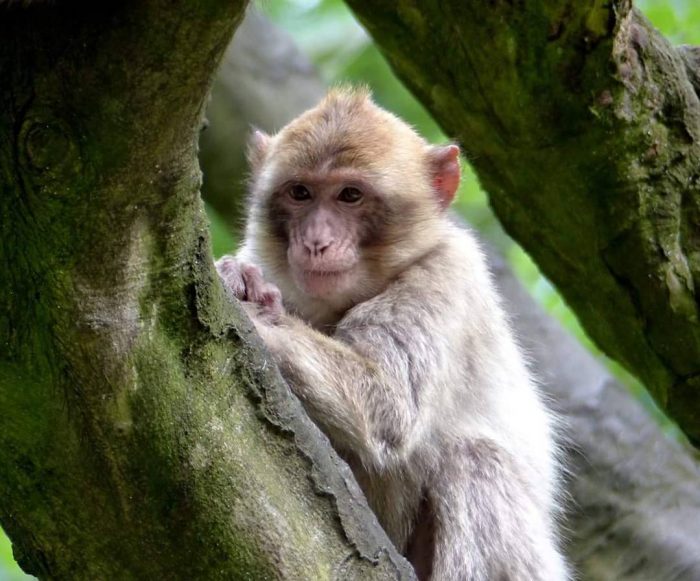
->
[[305, 240, 332, 256]]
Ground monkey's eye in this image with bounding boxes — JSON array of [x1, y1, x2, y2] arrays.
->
[[289, 184, 312, 202], [338, 187, 364, 204]]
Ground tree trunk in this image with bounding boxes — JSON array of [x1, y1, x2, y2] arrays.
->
[[345, 0, 700, 443], [0, 3, 413, 578], [199, 11, 700, 580]]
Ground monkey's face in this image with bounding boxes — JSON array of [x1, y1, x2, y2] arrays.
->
[[246, 88, 461, 307], [262, 169, 389, 300]]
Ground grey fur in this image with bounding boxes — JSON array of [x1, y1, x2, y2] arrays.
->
[[221, 224, 570, 580], [217, 89, 569, 580]]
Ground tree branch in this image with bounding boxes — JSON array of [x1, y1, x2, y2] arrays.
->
[[200, 8, 325, 228], [344, 0, 700, 442], [0, 2, 413, 578]]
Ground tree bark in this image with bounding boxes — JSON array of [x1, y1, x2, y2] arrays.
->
[[0, 3, 413, 578], [345, 0, 700, 443], [200, 11, 700, 580]]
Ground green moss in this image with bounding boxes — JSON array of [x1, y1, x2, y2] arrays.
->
[[586, 0, 615, 40]]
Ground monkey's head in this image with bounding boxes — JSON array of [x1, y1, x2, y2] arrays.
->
[[246, 87, 460, 310]]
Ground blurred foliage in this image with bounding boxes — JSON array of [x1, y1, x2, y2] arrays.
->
[[1, 0, 697, 577], [0, 533, 26, 581], [637, 0, 700, 44], [207, 201, 237, 258]]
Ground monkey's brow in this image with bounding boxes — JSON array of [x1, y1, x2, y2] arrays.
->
[[272, 169, 379, 191]]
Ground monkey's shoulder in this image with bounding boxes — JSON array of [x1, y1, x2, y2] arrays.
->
[[340, 233, 491, 326], [399, 226, 496, 300]]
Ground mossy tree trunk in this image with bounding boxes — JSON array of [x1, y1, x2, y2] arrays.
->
[[346, 0, 700, 443], [0, 2, 413, 578]]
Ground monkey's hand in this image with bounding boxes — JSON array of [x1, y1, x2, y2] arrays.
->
[[215, 255, 248, 299], [215, 256, 284, 324]]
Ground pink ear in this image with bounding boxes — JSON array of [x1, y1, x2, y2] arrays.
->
[[247, 128, 271, 171], [429, 145, 461, 209]]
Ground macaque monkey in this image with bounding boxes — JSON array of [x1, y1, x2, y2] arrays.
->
[[216, 87, 569, 580]]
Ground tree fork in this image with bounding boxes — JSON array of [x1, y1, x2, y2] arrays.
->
[[0, 2, 413, 578]]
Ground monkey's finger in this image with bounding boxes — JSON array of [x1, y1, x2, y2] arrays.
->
[[258, 283, 284, 325], [241, 264, 266, 303], [215, 256, 246, 299], [261, 284, 282, 306], [260, 284, 284, 323]]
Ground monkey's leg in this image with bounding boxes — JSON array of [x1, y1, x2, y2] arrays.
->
[[430, 438, 568, 581]]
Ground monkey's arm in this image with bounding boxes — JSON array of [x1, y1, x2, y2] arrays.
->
[[252, 312, 424, 469]]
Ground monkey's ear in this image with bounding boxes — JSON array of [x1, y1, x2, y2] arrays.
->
[[247, 128, 271, 172], [428, 145, 461, 209]]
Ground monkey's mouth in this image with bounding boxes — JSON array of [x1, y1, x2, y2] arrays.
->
[[296, 268, 353, 297], [303, 269, 347, 277]]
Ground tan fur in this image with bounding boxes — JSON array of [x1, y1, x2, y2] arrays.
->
[[217, 88, 570, 580]]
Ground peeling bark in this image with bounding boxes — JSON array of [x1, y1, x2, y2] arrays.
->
[[345, 0, 700, 443], [0, 3, 413, 578]]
